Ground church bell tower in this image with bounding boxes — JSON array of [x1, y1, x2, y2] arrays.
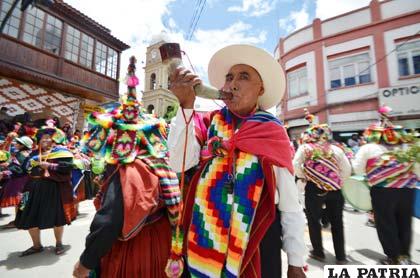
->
[[141, 40, 178, 119]]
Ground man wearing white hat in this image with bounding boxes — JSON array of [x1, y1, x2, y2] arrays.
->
[[168, 44, 306, 277]]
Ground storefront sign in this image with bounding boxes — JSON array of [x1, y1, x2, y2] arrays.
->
[[83, 104, 104, 115], [379, 83, 420, 116]]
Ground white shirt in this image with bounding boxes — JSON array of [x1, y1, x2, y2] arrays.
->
[[352, 143, 387, 176], [293, 143, 352, 180], [167, 109, 306, 267]]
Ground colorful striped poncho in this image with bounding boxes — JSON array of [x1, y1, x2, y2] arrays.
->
[[184, 107, 294, 278], [303, 143, 342, 191], [27, 146, 74, 171], [366, 155, 417, 189]]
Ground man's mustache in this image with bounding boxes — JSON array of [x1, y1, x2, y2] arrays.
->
[[219, 87, 239, 100]]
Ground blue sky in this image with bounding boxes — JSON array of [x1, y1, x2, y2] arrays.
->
[[66, 0, 371, 108], [165, 0, 317, 52]]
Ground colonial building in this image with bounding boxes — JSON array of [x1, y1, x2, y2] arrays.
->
[[142, 40, 178, 118], [0, 0, 129, 130], [276, 0, 420, 141]]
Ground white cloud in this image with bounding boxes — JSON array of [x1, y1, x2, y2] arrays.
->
[[65, 0, 175, 90], [228, 0, 277, 17], [315, 0, 371, 20], [278, 3, 310, 34], [180, 21, 267, 81], [168, 18, 177, 29], [65, 0, 267, 110]]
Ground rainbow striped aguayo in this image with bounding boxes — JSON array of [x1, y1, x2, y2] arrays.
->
[[303, 143, 342, 191], [188, 108, 264, 278], [366, 155, 417, 189]]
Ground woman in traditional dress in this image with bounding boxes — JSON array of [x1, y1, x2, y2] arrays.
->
[[0, 150, 11, 218], [0, 136, 33, 228], [15, 123, 74, 256]]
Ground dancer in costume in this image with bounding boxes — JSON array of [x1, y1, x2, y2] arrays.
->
[[352, 106, 419, 265], [0, 149, 12, 218], [73, 56, 183, 278], [168, 44, 306, 278], [15, 121, 74, 256], [293, 109, 351, 264], [0, 136, 33, 229], [0, 126, 21, 218]]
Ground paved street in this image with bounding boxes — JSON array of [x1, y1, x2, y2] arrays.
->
[[0, 201, 419, 278]]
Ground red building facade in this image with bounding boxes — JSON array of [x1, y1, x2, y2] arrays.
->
[[276, 0, 420, 141]]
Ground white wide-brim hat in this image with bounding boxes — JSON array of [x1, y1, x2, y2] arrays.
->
[[208, 44, 285, 110], [15, 136, 33, 150]]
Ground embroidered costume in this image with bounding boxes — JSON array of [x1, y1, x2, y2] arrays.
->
[[293, 108, 351, 263], [78, 56, 182, 278], [353, 106, 418, 265]]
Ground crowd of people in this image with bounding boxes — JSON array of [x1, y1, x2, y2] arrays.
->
[[0, 44, 418, 278], [0, 117, 98, 255]]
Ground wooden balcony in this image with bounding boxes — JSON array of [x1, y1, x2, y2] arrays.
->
[[0, 35, 119, 102]]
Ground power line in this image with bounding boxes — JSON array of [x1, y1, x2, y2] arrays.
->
[[186, 0, 202, 39], [189, 0, 206, 40], [187, 0, 206, 40], [186, 0, 205, 40], [358, 29, 420, 76]]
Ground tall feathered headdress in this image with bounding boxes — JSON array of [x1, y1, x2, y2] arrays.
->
[[82, 56, 168, 165], [364, 105, 413, 145], [302, 108, 332, 142]]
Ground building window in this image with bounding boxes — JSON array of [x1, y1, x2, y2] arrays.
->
[[64, 26, 95, 69], [397, 40, 420, 77], [167, 76, 171, 89], [328, 53, 371, 89], [0, 0, 22, 38], [95, 41, 107, 75], [287, 67, 307, 98], [22, 7, 45, 48], [150, 73, 156, 90], [330, 67, 341, 88], [93, 41, 118, 79], [22, 7, 62, 54], [358, 61, 370, 83], [79, 33, 94, 68], [44, 14, 62, 54], [65, 25, 80, 63], [106, 48, 118, 79], [147, 104, 154, 114]]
